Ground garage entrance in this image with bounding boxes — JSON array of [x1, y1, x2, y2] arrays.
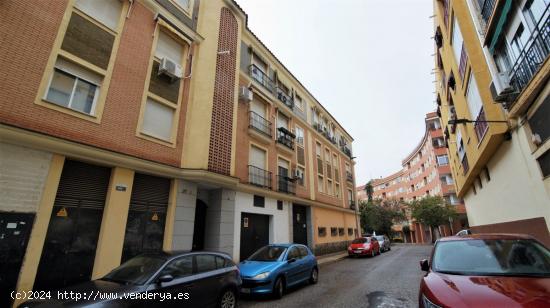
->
[[240, 213, 269, 261]]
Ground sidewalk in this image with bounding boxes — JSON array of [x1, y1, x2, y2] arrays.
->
[[316, 251, 348, 265]]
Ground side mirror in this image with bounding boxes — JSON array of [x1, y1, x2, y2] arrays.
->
[[158, 274, 174, 283], [419, 259, 430, 272], [287, 258, 296, 264]]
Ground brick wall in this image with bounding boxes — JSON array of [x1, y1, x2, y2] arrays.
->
[[208, 7, 238, 175], [0, 1, 189, 167]]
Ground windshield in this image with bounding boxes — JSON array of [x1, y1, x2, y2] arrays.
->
[[432, 239, 550, 277], [375, 236, 384, 241], [102, 255, 166, 285], [352, 238, 369, 244], [248, 246, 287, 262]]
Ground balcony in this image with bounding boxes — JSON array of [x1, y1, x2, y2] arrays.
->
[[477, 0, 497, 28], [341, 145, 352, 159], [248, 165, 272, 190], [276, 87, 294, 109], [349, 201, 356, 210], [249, 64, 274, 93], [277, 175, 296, 194], [346, 171, 353, 182], [248, 111, 272, 138], [509, 6, 550, 99], [277, 127, 295, 150]]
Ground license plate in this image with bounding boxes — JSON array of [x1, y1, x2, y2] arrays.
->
[[354, 250, 362, 253], [241, 288, 250, 294]]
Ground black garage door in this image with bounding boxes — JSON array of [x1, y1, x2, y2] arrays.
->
[[240, 213, 269, 261], [122, 173, 170, 262], [34, 160, 110, 291]]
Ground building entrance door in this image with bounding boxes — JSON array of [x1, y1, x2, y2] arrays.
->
[[292, 205, 308, 245], [240, 213, 269, 261]]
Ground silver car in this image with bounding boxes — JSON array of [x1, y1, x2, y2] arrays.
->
[[375, 235, 391, 252]]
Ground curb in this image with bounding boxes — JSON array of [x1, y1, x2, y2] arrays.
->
[[317, 253, 348, 266]]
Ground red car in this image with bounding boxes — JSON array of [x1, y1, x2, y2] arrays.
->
[[348, 236, 380, 257], [419, 234, 550, 308]]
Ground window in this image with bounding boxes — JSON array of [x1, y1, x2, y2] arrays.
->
[[466, 73, 484, 119], [295, 94, 304, 110], [528, 96, 550, 143], [156, 31, 184, 64], [253, 195, 265, 208], [277, 200, 283, 210], [316, 142, 321, 157], [437, 155, 449, 166], [249, 145, 266, 169], [195, 254, 217, 274], [318, 175, 324, 192], [45, 58, 101, 115], [160, 256, 193, 279], [141, 98, 175, 141], [348, 189, 353, 204], [327, 179, 333, 195], [537, 149, 550, 177], [295, 126, 304, 146], [173, 0, 191, 12], [75, 0, 123, 31], [330, 227, 338, 236], [335, 183, 340, 198], [348, 228, 353, 236], [297, 166, 305, 186], [298, 246, 309, 258], [338, 228, 345, 236], [277, 112, 289, 130], [318, 227, 327, 237], [451, 16, 464, 65]]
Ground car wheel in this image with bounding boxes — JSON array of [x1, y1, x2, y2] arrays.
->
[[273, 277, 284, 299], [388, 246, 391, 251], [371, 250, 375, 257], [309, 267, 318, 284], [219, 288, 237, 308]]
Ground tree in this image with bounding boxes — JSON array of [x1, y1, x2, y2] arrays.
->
[[359, 199, 406, 236], [409, 196, 457, 243], [364, 181, 374, 202]]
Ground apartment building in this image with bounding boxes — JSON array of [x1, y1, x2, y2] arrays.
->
[[357, 112, 468, 243], [0, 0, 358, 306], [433, 0, 550, 246]]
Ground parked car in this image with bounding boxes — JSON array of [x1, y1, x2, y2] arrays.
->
[[238, 244, 318, 299], [419, 234, 550, 308], [375, 235, 391, 252], [19, 251, 241, 308], [348, 236, 380, 257], [455, 229, 472, 236]]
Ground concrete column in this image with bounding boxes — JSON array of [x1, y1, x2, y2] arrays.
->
[[14, 154, 65, 308], [92, 167, 134, 279], [172, 180, 198, 250]]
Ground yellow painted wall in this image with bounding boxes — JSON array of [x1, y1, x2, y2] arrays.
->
[[312, 207, 357, 244], [91, 167, 134, 279], [14, 155, 65, 308]]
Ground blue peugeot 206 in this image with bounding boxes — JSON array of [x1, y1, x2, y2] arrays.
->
[[238, 243, 318, 298]]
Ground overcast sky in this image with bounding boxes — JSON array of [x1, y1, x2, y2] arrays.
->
[[236, 0, 436, 186]]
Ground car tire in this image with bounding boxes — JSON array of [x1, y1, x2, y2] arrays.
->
[[370, 250, 375, 257], [219, 288, 237, 308], [273, 277, 284, 299], [388, 246, 391, 251], [309, 267, 319, 284]]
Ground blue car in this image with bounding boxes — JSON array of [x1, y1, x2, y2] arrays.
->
[[238, 244, 318, 298]]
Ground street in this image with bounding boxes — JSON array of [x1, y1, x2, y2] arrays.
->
[[240, 244, 432, 308]]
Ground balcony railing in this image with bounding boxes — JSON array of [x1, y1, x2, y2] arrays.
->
[[277, 175, 296, 194], [477, 0, 496, 27], [341, 146, 352, 158], [458, 43, 468, 81], [249, 111, 272, 137], [249, 64, 274, 93], [474, 108, 489, 141], [346, 171, 353, 182], [248, 165, 272, 190], [349, 200, 356, 210], [277, 127, 295, 150], [276, 88, 294, 109], [509, 6, 550, 97]]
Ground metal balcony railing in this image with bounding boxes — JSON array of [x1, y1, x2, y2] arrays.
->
[[509, 6, 550, 96], [458, 44, 468, 81], [276, 88, 294, 109], [346, 171, 353, 182], [248, 165, 272, 189], [474, 108, 489, 141], [477, 0, 496, 26], [248, 111, 272, 137], [277, 127, 295, 150], [277, 175, 296, 194], [249, 64, 274, 93], [341, 146, 352, 158]]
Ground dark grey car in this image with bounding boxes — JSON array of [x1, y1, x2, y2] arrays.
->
[[19, 251, 241, 308], [375, 235, 391, 252]]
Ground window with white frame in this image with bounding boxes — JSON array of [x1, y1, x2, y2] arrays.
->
[[45, 57, 102, 115], [451, 16, 464, 64], [173, 0, 191, 12], [318, 175, 324, 192], [277, 112, 289, 130], [295, 94, 304, 110], [437, 155, 449, 166], [466, 73, 483, 118], [75, 0, 123, 31], [142, 97, 175, 140], [295, 126, 304, 146], [249, 145, 266, 169]]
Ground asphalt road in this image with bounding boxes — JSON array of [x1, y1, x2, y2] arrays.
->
[[239, 244, 433, 308]]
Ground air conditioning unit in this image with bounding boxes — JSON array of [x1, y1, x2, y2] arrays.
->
[[490, 71, 518, 103], [159, 57, 183, 80], [239, 86, 253, 102], [294, 169, 304, 179]]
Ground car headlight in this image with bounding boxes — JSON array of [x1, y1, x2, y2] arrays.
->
[[252, 272, 270, 279], [422, 294, 442, 308]]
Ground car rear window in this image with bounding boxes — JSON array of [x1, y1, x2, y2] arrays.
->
[[352, 238, 368, 244], [375, 236, 384, 241]]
